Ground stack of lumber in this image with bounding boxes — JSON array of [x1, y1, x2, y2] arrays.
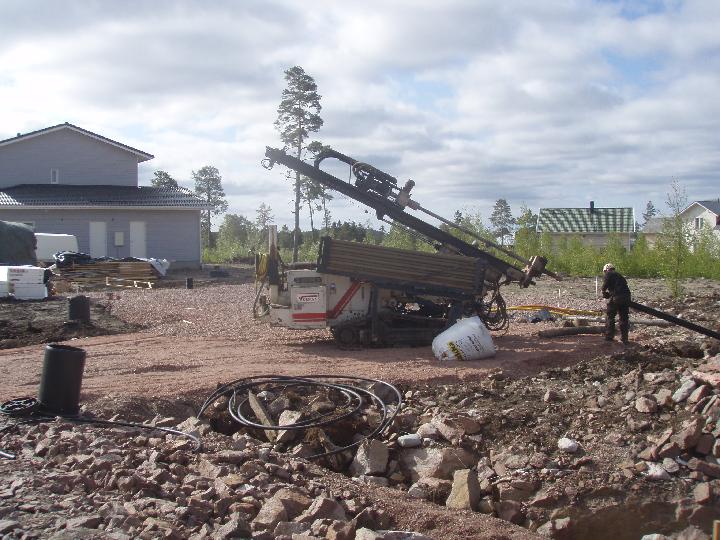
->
[[318, 237, 485, 294], [56, 261, 159, 286]]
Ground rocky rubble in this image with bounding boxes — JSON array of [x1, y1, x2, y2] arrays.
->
[[328, 338, 720, 539], [0, 418, 442, 539], [2, 338, 719, 539], [3, 281, 720, 539]]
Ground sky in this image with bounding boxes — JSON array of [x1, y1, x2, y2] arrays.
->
[[1, 0, 719, 231]]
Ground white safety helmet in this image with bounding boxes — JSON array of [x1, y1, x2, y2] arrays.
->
[[603, 263, 615, 272]]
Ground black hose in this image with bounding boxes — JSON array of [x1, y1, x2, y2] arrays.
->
[[198, 374, 402, 459], [0, 397, 202, 460]]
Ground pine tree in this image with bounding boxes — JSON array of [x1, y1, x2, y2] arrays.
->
[[642, 201, 658, 225], [151, 170, 178, 189], [489, 198, 515, 247], [275, 66, 323, 262], [193, 166, 228, 248]]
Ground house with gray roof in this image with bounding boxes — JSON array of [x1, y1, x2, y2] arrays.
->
[[680, 200, 720, 240], [537, 202, 635, 249], [0, 123, 207, 267], [641, 216, 671, 247]]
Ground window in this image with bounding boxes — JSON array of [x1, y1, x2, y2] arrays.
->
[[694, 217, 704, 230], [50, 168, 59, 184]]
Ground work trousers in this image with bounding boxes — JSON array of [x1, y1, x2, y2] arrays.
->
[[606, 293, 630, 341]]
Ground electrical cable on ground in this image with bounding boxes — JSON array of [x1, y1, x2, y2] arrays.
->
[[0, 397, 202, 460], [198, 375, 402, 459], [507, 305, 603, 317]]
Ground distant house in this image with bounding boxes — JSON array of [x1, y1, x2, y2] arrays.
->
[[0, 122, 207, 268], [680, 200, 720, 240], [537, 202, 635, 249], [641, 216, 670, 248]]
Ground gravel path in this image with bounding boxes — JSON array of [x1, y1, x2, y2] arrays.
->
[[0, 281, 621, 404]]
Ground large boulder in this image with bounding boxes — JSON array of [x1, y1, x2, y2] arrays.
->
[[445, 469, 480, 510], [350, 440, 389, 476], [397, 447, 475, 482]]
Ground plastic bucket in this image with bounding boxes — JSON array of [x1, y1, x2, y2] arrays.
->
[[37, 344, 86, 415], [432, 316, 496, 361], [68, 295, 90, 322]]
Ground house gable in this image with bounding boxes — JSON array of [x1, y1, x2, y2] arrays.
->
[[0, 123, 153, 189], [680, 200, 720, 231]]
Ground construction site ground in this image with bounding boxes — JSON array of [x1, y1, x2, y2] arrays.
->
[[1, 272, 720, 539]]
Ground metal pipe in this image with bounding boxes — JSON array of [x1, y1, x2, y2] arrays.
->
[[629, 301, 720, 340]]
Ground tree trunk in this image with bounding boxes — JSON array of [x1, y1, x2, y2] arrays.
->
[[293, 170, 301, 262], [307, 198, 315, 241]]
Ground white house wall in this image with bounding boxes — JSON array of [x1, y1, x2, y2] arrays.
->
[[681, 204, 720, 235], [0, 208, 201, 266], [0, 129, 138, 189]]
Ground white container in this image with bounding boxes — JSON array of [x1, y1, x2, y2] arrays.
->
[[0, 281, 10, 297], [35, 233, 79, 263], [0, 266, 46, 284], [432, 316, 496, 361], [12, 283, 47, 300]]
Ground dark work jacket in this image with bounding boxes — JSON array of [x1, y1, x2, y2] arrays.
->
[[602, 270, 631, 299]]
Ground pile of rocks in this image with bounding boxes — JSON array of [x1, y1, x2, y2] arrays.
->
[[333, 342, 720, 539], [2, 334, 720, 539], [0, 417, 433, 539]]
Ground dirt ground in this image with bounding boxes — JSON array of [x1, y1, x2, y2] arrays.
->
[[1, 273, 720, 539], [2, 274, 717, 402]]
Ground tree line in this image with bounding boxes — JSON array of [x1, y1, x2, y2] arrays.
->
[[158, 63, 718, 297]]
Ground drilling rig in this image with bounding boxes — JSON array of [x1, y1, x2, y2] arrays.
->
[[256, 147, 559, 347]]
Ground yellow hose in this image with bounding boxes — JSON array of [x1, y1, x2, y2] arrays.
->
[[255, 253, 269, 282], [507, 305, 603, 317]]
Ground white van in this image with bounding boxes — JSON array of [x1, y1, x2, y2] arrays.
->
[[35, 233, 79, 264]]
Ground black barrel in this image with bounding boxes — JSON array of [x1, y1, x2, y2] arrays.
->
[[68, 295, 90, 322], [37, 344, 86, 415], [186, 277, 194, 289]]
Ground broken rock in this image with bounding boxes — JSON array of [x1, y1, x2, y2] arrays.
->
[[214, 513, 252, 539], [397, 434, 422, 448], [295, 497, 346, 524], [276, 410, 303, 444], [558, 437, 579, 453], [635, 396, 658, 414], [397, 447, 475, 482], [431, 413, 484, 443], [674, 418, 703, 450], [350, 439, 389, 476], [445, 469, 480, 510], [672, 380, 697, 403]]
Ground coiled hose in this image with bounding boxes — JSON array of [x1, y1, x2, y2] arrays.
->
[[198, 375, 403, 459]]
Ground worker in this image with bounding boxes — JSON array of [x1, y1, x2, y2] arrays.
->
[[601, 263, 631, 344]]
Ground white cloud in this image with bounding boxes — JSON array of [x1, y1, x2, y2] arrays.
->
[[1, 0, 718, 232]]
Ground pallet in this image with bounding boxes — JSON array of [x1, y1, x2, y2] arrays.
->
[[57, 261, 159, 287]]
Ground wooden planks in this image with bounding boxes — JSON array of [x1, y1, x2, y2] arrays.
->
[[318, 237, 485, 294], [57, 261, 159, 286]]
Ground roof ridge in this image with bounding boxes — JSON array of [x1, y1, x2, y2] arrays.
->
[[0, 123, 154, 162]]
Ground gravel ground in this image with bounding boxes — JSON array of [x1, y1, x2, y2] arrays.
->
[[2, 277, 720, 540]]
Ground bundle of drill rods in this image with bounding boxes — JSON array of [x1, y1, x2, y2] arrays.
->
[[198, 375, 403, 459]]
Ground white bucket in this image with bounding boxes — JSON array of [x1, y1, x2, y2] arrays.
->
[[432, 316, 496, 361]]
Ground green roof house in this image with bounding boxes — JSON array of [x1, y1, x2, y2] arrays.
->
[[537, 202, 635, 249]]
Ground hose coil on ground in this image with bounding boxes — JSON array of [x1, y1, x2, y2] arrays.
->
[[198, 375, 403, 459]]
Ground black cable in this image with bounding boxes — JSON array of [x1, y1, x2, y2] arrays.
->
[[1, 397, 202, 460], [198, 375, 402, 459]]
